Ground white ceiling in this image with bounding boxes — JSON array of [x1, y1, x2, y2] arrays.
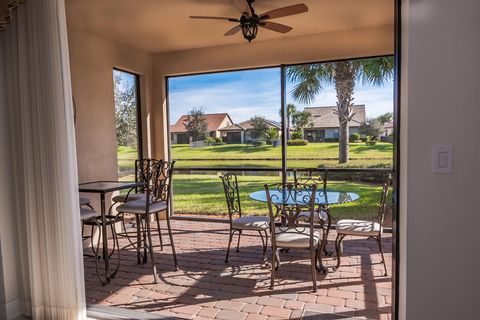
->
[[65, 0, 394, 54]]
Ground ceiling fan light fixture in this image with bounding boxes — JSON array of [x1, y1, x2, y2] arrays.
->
[[241, 21, 258, 42], [190, 1, 308, 43]]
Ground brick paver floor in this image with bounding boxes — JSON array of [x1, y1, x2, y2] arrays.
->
[[84, 219, 392, 319]]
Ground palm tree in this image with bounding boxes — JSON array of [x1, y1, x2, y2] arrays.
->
[[287, 57, 394, 163], [280, 103, 297, 140]]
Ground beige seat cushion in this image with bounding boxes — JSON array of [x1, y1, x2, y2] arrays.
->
[[298, 209, 329, 222], [274, 228, 321, 248], [79, 197, 91, 206], [232, 216, 269, 231], [336, 219, 381, 237], [116, 199, 167, 214], [80, 207, 97, 221], [112, 193, 145, 203]]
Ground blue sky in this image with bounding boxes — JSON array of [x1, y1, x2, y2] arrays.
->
[[168, 67, 393, 124]]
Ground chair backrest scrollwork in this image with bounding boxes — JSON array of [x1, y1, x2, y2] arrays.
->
[[293, 169, 328, 190], [136, 159, 175, 204], [264, 183, 318, 247], [149, 160, 175, 203], [220, 173, 242, 222], [377, 174, 393, 227], [134, 158, 162, 192]]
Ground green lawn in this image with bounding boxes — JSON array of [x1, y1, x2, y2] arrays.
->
[[117, 143, 392, 223], [171, 142, 393, 168], [172, 142, 392, 169], [118, 142, 393, 171], [172, 174, 391, 224], [172, 142, 392, 161], [117, 145, 138, 177]]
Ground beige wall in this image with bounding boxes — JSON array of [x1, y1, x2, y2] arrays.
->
[[68, 24, 154, 186], [153, 25, 394, 76], [400, 0, 480, 319]]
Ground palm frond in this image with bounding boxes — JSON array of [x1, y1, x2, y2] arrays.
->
[[357, 56, 394, 86], [286, 64, 333, 105]]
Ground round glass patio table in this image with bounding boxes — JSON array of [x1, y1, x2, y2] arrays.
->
[[249, 188, 360, 273], [249, 189, 360, 205]]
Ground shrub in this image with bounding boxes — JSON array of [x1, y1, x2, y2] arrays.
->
[[205, 137, 215, 145], [349, 133, 360, 142], [205, 137, 224, 146], [316, 163, 393, 183], [324, 138, 339, 143], [287, 139, 309, 146], [252, 141, 265, 147], [365, 136, 377, 145], [291, 130, 303, 140]]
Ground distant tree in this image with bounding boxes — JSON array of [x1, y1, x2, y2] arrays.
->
[[360, 117, 383, 140], [360, 112, 393, 140], [292, 111, 313, 133], [114, 72, 137, 148], [265, 127, 279, 144], [249, 116, 269, 140], [279, 103, 297, 139], [377, 112, 393, 125], [291, 130, 303, 140], [287, 56, 394, 163], [184, 107, 208, 142]]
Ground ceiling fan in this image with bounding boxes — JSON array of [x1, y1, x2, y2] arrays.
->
[[189, 0, 308, 42]]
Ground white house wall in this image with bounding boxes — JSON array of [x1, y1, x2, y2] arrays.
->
[[400, 0, 480, 318]]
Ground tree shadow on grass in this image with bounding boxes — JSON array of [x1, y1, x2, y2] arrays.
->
[[205, 144, 275, 154]]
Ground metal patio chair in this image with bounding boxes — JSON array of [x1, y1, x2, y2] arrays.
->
[[112, 158, 165, 252], [80, 196, 101, 250], [334, 174, 393, 276], [220, 173, 269, 263], [265, 182, 322, 292], [293, 169, 332, 257], [115, 160, 178, 283]]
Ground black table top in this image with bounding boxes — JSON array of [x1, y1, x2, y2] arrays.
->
[[79, 181, 145, 193]]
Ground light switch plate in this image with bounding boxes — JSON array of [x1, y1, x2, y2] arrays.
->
[[432, 144, 453, 174]]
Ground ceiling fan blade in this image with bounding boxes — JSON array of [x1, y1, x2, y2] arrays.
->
[[232, 0, 252, 15], [260, 4, 308, 20], [259, 21, 293, 33], [224, 25, 242, 36], [190, 16, 239, 22]]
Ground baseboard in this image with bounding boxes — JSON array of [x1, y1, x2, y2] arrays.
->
[[6, 299, 22, 320]]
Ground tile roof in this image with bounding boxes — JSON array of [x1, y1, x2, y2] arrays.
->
[[170, 113, 233, 133], [305, 105, 366, 129], [219, 119, 281, 131]]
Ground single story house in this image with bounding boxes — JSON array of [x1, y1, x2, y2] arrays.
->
[[303, 105, 366, 142], [382, 121, 394, 136], [170, 113, 234, 144], [219, 119, 281, 144]]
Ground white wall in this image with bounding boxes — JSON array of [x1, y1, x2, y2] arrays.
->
[[0, 35, 21, 320], [400, 0, 480, 319]]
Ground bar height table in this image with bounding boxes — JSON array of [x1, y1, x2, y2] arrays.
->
[[79, 180, 145, 284]]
